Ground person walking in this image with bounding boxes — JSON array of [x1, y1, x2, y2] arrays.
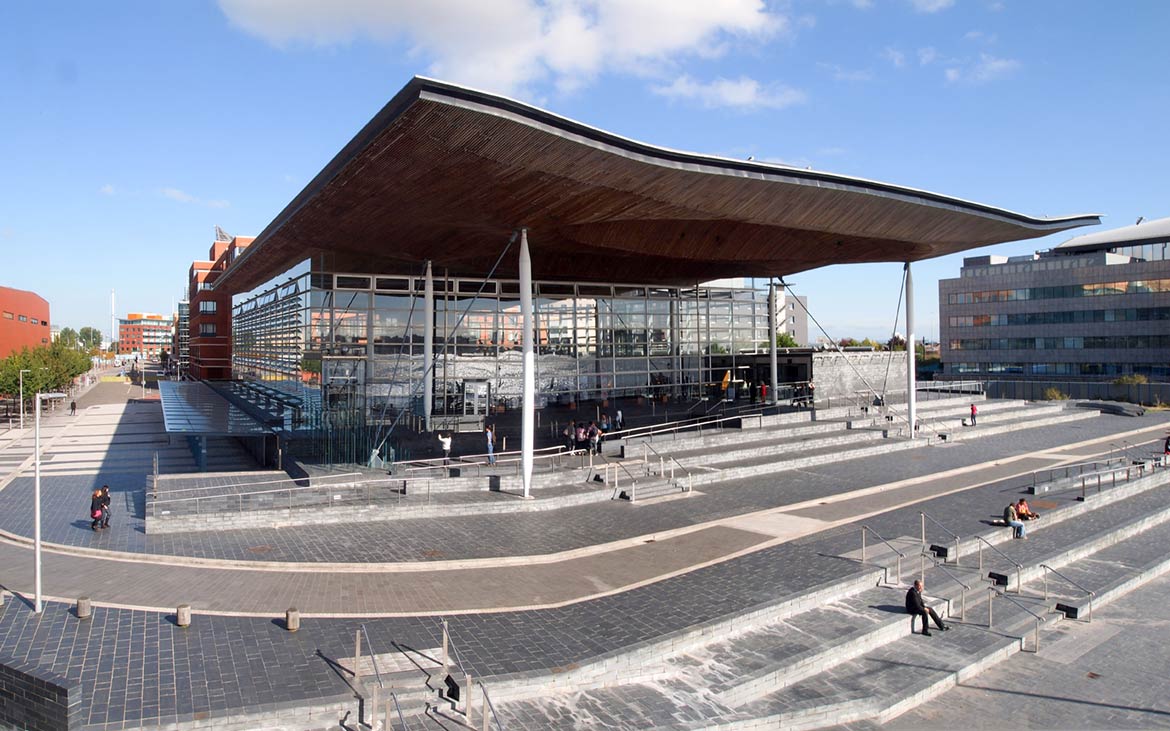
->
[[906, 579, 949, 636], [69, 400, 77, 416], [485, 424, 496, 465], [437, 432, 452, 465], [970, 403, 978, 426], [99, 485, 112, 528], [89, 488, 104, 531], [614, 409, 624, 431]]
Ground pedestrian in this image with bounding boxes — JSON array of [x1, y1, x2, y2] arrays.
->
[[100, 485, 112, 528], [562, 424, 574, 451], [970, 403, 978, 426], [1003, 501, 1026, 539], [89, 488, 104, 531], [588, 421, 600, 455], [615, 409, 624, 431], [437, 432, 452, 465], [69, 400, 77, 416], [575, 422, 586, 452], [905, 579, 949, 636], [485, 424, 495, 465]]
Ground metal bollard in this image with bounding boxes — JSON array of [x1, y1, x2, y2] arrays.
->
[[285, 608, 300, 632], [176, 604, 192, 628], [77, 597, 92, 620]]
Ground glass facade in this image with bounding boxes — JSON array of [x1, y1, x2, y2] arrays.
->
[[233, 266, 776, 463]]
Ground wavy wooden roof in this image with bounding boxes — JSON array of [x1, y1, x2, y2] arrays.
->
[[215, 77, 1100, 293]]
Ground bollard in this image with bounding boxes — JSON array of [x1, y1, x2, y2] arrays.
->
[[77, 597, 92, 620], [285, 608, 300, 632], [176, 604, 192, 628]]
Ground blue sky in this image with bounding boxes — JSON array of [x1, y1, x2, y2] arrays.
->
[[1, 0, 1167, 342]]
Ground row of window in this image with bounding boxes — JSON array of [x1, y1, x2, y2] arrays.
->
[[948, 306, 1170, 328], [946, 278, 1170, 305], [949, 335, 1170, 351], [949, 362, 1170, 377], [2, 311, 48, 325]]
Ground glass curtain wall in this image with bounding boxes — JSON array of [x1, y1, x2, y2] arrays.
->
[[234, 268, 773, 464]]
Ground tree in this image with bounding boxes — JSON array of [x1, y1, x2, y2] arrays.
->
[[887, 334, 907, 351], [0, 342, 92, 405], [58, 327, 79, 348], [860, 338, 884, 351], [78, 327, 102, 350], [774, 332, 799, 348], [837, 338, 860, 348]]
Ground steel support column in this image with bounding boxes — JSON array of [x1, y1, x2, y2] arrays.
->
[[905, 262, 917, 437], [769, 280, 779, 406], [423, 260, 434, 433], [519, 229, 535, 498]]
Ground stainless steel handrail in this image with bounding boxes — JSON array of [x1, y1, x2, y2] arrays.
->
[[641, 441, 692, 493], [156, 471, 363, 495], [357, 625, 411, 730], [441, 621, 505, 731], [861, 525, 906, 584], [919, 510, 961, 562], [358, 624, 384, 689], [987, 586, 1045, 651], [973, 534, 1023, 593], [1040, 564, 1095, 622], [919, 552, 970, 619]]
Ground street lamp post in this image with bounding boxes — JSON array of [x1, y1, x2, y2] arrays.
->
[[33, 391, 66, 613]]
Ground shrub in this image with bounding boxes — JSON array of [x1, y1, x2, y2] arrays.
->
[[1113, 374, 1148, 385], [1042, 387, 1069, 401]]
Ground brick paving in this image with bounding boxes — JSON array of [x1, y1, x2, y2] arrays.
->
[[0, 383, 1168, 728]]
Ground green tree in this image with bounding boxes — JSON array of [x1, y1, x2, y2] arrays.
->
[[765, 332, 799, 348], [887, 334, 907, 351], [837, 338, 859, 348], [860, 338, 884, 351], [78, 327, 102, 349], [58, 327, 80, 348]]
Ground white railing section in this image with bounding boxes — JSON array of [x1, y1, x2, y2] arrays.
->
[[973, 535, 1023, 593], [919, 511, 960, 563], [918, 552, 971, 620], [987, 587, 1045, 652], [860, 525, 905, 585], [1040, 564, 1095, 623], [440, 620, 505, 731]]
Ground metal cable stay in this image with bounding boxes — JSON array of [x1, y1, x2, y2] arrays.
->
[[369, 230, 520, 462], [778, 269, 907, 412]]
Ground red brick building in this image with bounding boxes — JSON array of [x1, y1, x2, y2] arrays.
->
[[118, 313, 171, 358], [0, 286, 51, 359], [188, 235, 253, 380]]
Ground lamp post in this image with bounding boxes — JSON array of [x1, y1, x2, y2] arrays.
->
[[33, 391, 66, 613]]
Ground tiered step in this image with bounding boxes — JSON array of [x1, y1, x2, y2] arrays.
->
[[488, 467, 1170, 731]]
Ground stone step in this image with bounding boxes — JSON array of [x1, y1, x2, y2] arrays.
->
[[491, 469, 1170, 730]]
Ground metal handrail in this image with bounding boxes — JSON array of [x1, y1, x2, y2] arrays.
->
[[153, 475, 428, 505], [358, 624, 384, 689], [441, 621, 505, 731], [860, 525, 905, 583], [1077, 460, 1159, 499], [919, 511, 961, 563], [1040, 564, 1095, 622], [641, 441, 692, 492], [156, 471, 363, 495], [973, 534, 1023, 593], [919, 552, 970, 620], [987, 586, 1044, 652], [1030, 457, 1126, 491]]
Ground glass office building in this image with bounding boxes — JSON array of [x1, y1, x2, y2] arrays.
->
[[233, 264, 782, 462]]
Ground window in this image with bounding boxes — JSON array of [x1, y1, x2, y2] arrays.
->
[[199, 323, 218, 336], [2, 312, 11, 319], [18, 315, 27, 322], [30, 318, 39, 325], [199, 301, 217, 313]]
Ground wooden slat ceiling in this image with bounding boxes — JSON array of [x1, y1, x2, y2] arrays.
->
[[216, 77, 1100, 293]]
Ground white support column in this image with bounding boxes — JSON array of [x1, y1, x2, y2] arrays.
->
[[33, 395, 43, 613], [519, 229, 535, 498], [423, 261, 434, 433], [768, 280, 779, 405], [905, 262, 917, 437]]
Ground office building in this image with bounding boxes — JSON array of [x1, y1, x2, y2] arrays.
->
[[118, 313, 171, 359], [0, 286, 51, 358]]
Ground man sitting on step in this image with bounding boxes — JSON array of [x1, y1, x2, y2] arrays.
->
[[906, 579, 949, 636]]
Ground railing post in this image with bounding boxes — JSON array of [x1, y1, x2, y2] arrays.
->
[[960, 588, 966, 620], [895, 555, 902, 584], [919, 553, 925, 584], [988, 589, 994, 628], [354, 629, 362, 683], [920, 512, 925, 547], [464, 673, 473, 721], [861, 528, 867, 563], [441, 620, 449, 670], [482, 689, 490, 731]]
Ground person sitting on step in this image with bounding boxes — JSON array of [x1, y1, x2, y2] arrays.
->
[[1016, 498, 1039, 521], [906, 579, 949, 636]]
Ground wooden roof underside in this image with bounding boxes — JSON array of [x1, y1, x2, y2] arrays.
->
[[216, 78, 1099, 293]]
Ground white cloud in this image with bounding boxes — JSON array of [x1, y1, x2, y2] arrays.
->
[[969, 53, 1019, 82], [651, 75, 805, 110], [852, 0, 874, 7], [161, 187, 231, 208], [218, 0, 783, 96], [909, 0, 955, 12], [882, 47, 906, 68], [819, 62, 873, 82], [99, 184, 115, 195], [945, 53, 1019, 84], [964, 30, 997, 43], [917, 46, 939, 65]]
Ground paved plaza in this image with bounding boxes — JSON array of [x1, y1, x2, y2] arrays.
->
[[1, 380, 1169, 729]]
